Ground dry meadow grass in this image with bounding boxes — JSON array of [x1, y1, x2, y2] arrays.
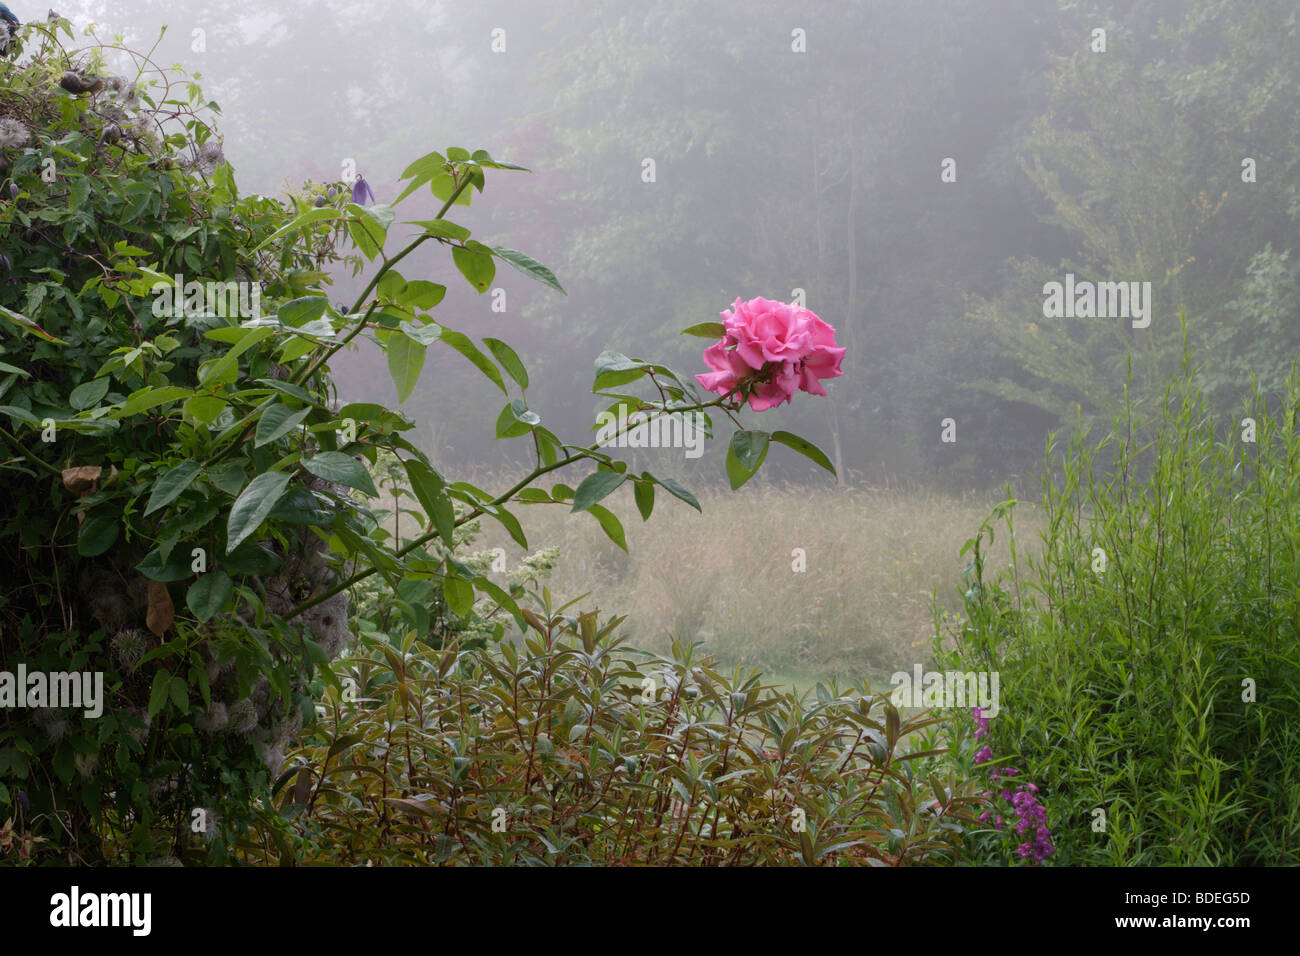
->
[[455, 478, 1042, 691]]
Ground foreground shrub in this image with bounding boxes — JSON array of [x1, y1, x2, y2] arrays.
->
[[246, 593, 984, 866], [937, 347, 1300, 865]]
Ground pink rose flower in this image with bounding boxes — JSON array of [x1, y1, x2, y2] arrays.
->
[[723, 297, 814, 368], [793, 310, 846, 395], [695, 333, 751, 397], [695, 297, 845, 411]]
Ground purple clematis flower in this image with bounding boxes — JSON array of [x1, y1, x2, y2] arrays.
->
[[351, 175, 376, 207]]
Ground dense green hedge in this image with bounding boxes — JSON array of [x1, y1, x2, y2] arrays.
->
[[938, 345, 1300, 865]]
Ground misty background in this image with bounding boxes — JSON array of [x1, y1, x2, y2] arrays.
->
[[43, 0, 1300, 678]]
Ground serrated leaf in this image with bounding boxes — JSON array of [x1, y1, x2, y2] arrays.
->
[[682, 322, 726, 339]]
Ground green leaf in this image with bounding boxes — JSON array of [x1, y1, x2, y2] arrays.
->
[[429, 171, 472, 207], [495, 400, 540, 439], [483, 338, 529, 389], [488, 246, 565, 294], [227, 471, 292, 553], [452, 246, 495, 293], [115, 386, 193, 419], [490, 506, 528, 549], [184, 395, 228, 425], [138, 546, 194, 583], [145, 460, 203, 515], [655, 477, 701, 512], [277, 296, 329, 327], [405, 219, 471, 241], [69, 377, 110, 410], [169, 676, 189, 714], [255, 403, 312, 447], [302, 452, 380, 497], [77, 513, 119, 557], [682, 322, 726, 339], [401, 280, 446, 310], [395, 150, 446, 204], [726, 431, 770, 489], [470, 149, 529, 171], [387, 332, 427, 403], [252, 207, 342, 252], [187, 570, 234, 623], [0, 405, 40, 426], [586, 504, 628, 552], [572, 471, 626, 512], [402, 458, 446, 519], [591, 352, 686, 394], [732, 430, 770, 471], [222, 541, 282, 575], [431, 495, 456, 549], [148, 670, 171, 717], [771, 431, 836, 476], [349, 217, 382, 260], [439, 329, 506, 393], [0, 304, 67, 344], [443, 575, 474, 618], [633, 479, 655, 521], [269, 486, 335, 526]]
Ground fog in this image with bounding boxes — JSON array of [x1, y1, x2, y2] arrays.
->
[[44, 0, 1300, 487]]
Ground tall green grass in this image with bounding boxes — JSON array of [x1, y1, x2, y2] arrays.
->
[[939, 349, 1300, 865]]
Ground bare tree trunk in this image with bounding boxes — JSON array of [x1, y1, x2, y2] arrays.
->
[[827, 109, 859, 487]]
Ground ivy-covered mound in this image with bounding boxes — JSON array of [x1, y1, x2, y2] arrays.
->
[[0, 21, 851, 865], [0, 21, 381, 864]]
